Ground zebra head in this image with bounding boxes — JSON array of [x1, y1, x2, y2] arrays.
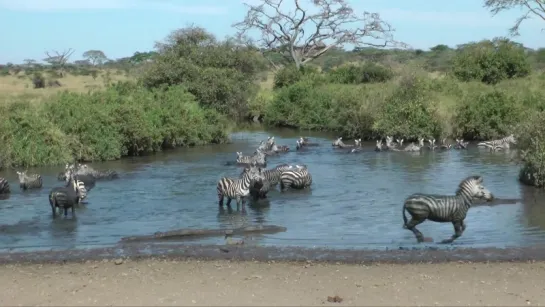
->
[[354, 139, 361, 147], [456, 175, 494, 202], [507, 134, 516, 144], [236, 152, 243, 159], [418, 138, 425, 147], [294, 164, 308, 170], [332, 137, 342, 146], [266, 136, 275, 149], [397, 139, 404, 147], [375, 139, 382, 150], [16, 170, 26, 183], [242, 162, 264, 185], [296, 140, 302, 150]]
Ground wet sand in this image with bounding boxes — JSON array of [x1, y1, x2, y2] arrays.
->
[[2, 258, 545, 306]]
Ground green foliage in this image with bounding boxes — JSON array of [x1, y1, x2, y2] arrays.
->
[[273, 65, 320, 89], [452, 38, 531, 84], [373, 75, 442, 139], [327, 63, 393, 84], [141, 26, 267, 120], [516, 111, 545, 188], [453, 90, 524, 140], [0, 82, 230, 168], [248, 89, 274, 119]]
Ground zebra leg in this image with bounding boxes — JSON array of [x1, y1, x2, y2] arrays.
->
[[440, 221, 464, 244], [64, 207, 68, 217], [461, 220, 467, 232], [71, 206, 76, 217], [225, 198, 232, 209], [235, 195, 242, 211], [218, 194, 224, 207], [405, 218, 426, 243]]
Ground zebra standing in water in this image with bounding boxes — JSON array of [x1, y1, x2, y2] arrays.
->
[[63, 166, 88, 204], [402, 175, 494, 244], [49, 170, 85, 218], [477, 134, 516, 151], [280, 164, 312, 191], [16, 171, 43, 190], [217, 162, 264, 212], [243, 163, 292, 200], [0, 177, 10, 194], [236, 150, 267, 167]]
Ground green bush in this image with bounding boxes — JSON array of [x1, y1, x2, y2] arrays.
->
[[516, 111, 545, 188], [141, 26, 267, 121], [0, 82, 230, 168], [273, 65, 321, 89], [327, 63, 394, 84], [372, 75, 442, 140], [453, 90, 523, 140], [452, 38, 531, 84]]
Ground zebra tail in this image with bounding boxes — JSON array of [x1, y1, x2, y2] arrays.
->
[[402, 205, 408, 229]]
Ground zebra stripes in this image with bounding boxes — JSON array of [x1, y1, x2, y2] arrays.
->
[[245, 163, 293, 199], [402, 175, 494, 244], [0, 177, 10, 194], [280, 165, 312, 191], [477, 134, 516, 151], [63, 163, 119, 181], [236, 150, 267, 166], [16, 171, 43, 190], [49, 171, 84, 218], [217, 162, 264, 211]]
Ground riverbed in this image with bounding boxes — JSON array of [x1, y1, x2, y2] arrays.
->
[[1, 127, 544, 254]]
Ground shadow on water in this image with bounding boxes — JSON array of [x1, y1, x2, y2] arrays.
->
[[1, 126, 545, 252]]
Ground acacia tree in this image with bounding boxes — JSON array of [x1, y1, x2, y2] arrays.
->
[[484, 0, 545, 35], [44, 48, 75, 77], [233, 0, 405, 69], [82, 50, 108, 66]]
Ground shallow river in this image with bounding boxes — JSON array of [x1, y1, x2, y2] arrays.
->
[[1, 127, 545, 253]]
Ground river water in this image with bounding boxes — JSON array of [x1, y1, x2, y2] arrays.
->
[[1, 127, 545, 253]]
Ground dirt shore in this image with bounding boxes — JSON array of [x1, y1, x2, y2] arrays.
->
[[1, 259, 544, 306]]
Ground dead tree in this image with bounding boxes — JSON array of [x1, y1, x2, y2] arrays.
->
[[484, 0, 545, 35], [43, 48, 75, 77], [233, 0, 406, 69]]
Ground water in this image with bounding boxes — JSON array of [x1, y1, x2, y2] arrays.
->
[[1, 127, 545, 253]]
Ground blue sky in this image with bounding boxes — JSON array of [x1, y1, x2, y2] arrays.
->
[[0, 0, 543, 64]]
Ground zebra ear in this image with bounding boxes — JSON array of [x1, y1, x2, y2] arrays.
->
[[473, 176, 483, 183]]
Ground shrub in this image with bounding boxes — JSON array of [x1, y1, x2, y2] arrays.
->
[[453, 90, 523, 140], [372, 75, 442, 140], [141, 26, 267, 120], [0, 83, 230, 168], [452, 38, 531, 84], [327, 63, 394, 84], [516, 111, 545, 188]]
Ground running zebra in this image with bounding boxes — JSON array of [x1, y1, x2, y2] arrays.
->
[[332, 137, 345, 147], [217, 162, 264, 212], [402, 175, 494, 244], [280, 164, 312, 191], [61, 163, 119, 181], [244, 163, 293, 200], [16, 170, 43, 190], [49, 170, 85, 218], [0, 177, 10, 194], [477, 134, 516, 150]]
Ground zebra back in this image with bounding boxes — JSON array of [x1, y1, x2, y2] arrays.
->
[[0, 177, 10, 194], [280, 166, 312, 190]]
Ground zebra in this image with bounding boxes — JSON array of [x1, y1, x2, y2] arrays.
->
[[299, 137, 319, 146], [0, 177, 10, 194], [16, 170, 43, 190], [236, 150, 267, 167], [439, 138, 452, 150], [402, 175, 494, 244], [217, 162, 264, 212], [272, 144, 290, 152], [296, 140, 304, 151], [454, 139, 468, 150], [243, 163, 293, 200], [64, 164, 95, 194], [350, 139, 363, 153], [332, 137, 345, 147], [49, 170, 86, 218], [477, 134, 516, 150], [375, 139, 386, 152], [401, 138, 425, 152], [427, 139, 437, 151], [280, 164, 312, 191], [61, 163, 119, 181]]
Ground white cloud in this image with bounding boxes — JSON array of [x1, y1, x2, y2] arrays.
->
[[0, 0, 228, 14]]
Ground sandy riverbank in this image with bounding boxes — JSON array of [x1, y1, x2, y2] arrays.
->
[[1, 258, 544, 306]]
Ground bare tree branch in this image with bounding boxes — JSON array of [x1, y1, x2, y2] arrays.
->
[[43, 48, 75, 77], [233, 0, 407, 68], [484, 0, 545, 36]]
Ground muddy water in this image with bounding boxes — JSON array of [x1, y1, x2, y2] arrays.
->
[[0, 127, 544, 253]]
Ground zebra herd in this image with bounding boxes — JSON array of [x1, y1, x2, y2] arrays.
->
[[218, 136, 313, 212], [0, 132, 517, 243], [0, 163, 118, 217]]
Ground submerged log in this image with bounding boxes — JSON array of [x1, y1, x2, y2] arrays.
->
[[120, 225, 287, 243]]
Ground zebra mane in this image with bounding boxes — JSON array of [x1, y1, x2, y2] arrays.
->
[[456, 175, 483, 194]]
